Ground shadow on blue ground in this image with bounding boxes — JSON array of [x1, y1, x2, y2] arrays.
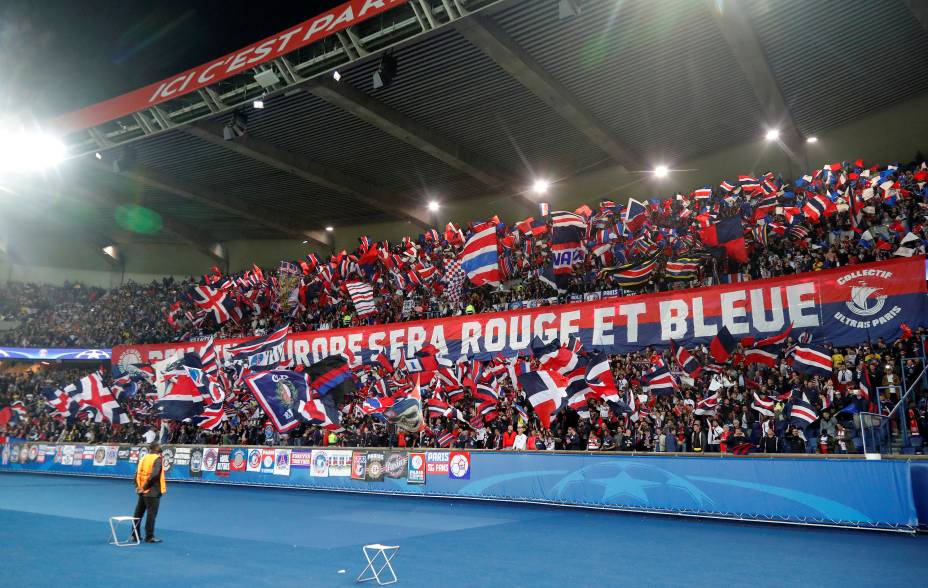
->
[[1, 473, 925, 587]]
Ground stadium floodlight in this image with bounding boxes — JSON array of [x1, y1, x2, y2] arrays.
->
[[806, 136, 818, 144], [253, 69, 280, 89], [102, 245, 118, 260], [253, 99, 264, 109], [765, 128, 780, 142], [94, 152, 103, 160], [653, 164, 670, 179], [325, 225, 334, 232], [372, 52, 397, 89], [532, 179, 550, 195], [333, 70, 342, 82], [302, 240, 308, 244], [0, 131, 67, 174], [428, 201, 440, 212]]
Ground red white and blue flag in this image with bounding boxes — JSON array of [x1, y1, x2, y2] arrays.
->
[[460, 222, 501, 286]]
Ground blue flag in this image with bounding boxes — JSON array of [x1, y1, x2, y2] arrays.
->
[[243, 370, 306, 432]]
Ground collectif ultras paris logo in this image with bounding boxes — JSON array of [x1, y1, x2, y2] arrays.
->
[[834, 269, 902, 329]]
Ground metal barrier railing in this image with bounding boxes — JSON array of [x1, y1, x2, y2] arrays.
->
[[859, 361, 928, 455]]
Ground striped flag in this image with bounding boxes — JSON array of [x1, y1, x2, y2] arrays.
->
[[460, 222, 501, 286], [751, 392, 775, 416], [789, 395, 819, 429], [790, 345, 833, 377], [346, 281, 377, 318]]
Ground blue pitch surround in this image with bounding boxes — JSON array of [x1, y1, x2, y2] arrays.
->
[[0, 473, 926, 587]]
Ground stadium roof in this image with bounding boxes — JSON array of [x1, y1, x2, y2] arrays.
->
[[12, 0, 928, 263]]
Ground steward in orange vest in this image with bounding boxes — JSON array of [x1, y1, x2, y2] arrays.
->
[[133, 442, 166, 543]]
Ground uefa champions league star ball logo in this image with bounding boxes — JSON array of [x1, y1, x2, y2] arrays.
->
[[551, 462, 714, 510], [76, 349, 110, 360]]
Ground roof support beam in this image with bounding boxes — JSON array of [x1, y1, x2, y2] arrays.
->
[[183, 120, 432, 229], [455, 14, 643, 172], [904, 0, 928, 31], [306, 77, 511, 187], [90, 158, 329, 248], [705, 0, 806, 167]]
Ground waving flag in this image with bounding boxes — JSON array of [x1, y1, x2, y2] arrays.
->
[[460, 222, 501, 286], [709, 326, 738, 363], [518, 370, 568, 429], [346, 281, 377, 317], [743, 348, 778, 368], [790, 345, 833, 377], [154, 374, 205, 422], [664, 257, 701, 280], [698, 216, 748, 262], [43, 387, 78, 419], [225, 322, 290, 370], [296, 394, 343, 431], [694, 393, 719, 415], [71, 372, 132, 424], [789, 395, 819, 429], [243, 370, 303, 432], [191, 402, 226, 430], [670, 340, 701, 378], [306, 355, 356, 405], [190, 284, 239, 324], [642, 366, 678, 396], [751, 392, 776, 416]]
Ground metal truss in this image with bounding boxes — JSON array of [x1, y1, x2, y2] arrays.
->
[[61, 0, 506, 160]]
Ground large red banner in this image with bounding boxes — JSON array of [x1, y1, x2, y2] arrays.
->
[[50, 0, 409, 134], [111, 257, 928, 373]]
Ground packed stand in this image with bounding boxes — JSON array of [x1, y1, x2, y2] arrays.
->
[[2, 331, 927, 455], [0, 159, 927, 348]]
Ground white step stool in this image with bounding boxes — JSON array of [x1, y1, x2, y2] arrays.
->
[[108, 516, 140, 547], [356, 544, 399, 585]]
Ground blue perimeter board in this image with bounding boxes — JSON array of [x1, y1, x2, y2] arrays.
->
[[0, 473, 926, 587], [0, 444, 920, 530]]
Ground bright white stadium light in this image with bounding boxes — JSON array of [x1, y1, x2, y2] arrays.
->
[[765, 128, 780, 142], [253, 99, 264, 109], [333, 70, 342, 82], [0, 131, 67, 174], [94, 152, 103, 160], [302, 240, 308, 244], [325, 226, 334, 232], [428, 201, 440, 212], [532, 179, 550, 195], [653, 164, 669, 178], [806, 136, 819, 144]]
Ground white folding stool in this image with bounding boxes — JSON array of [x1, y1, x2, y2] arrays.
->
[[356, 543, 399, 585], [108, 516, 140, 547]]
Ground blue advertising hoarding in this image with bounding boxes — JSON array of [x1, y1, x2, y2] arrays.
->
[[0, 442, 920, 531]]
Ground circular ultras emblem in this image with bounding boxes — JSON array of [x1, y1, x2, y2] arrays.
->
[[411, 454, 424, 469], [248, 449, 262, 469], [367, 460, 383, 478]]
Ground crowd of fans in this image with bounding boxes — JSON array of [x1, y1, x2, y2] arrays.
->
[[2, 332, 927, 455], [2, 157, 928, 454], [0, 158, 926, 349]]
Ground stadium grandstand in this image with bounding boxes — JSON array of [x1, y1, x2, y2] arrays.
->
[[2, 0, 928, 585]]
